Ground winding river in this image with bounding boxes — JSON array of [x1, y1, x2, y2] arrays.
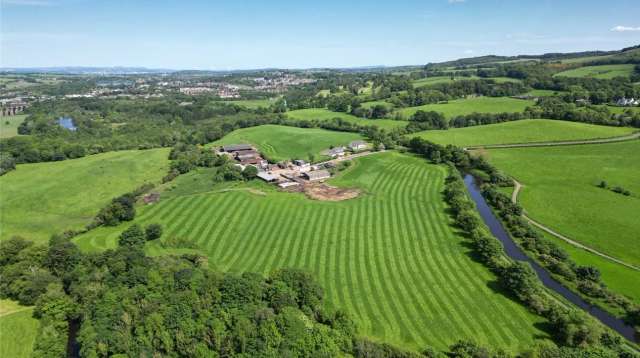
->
[[463, 174, 638, 344]]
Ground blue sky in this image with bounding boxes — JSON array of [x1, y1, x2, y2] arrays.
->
[[1, 0, 639, 69]]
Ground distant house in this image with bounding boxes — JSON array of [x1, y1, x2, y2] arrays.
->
[[303, 170, 331, 181], [616, 97, 639, 107], [328, 146, 345, 158], [257, 172, 279, 182], [349, 141, 367, 151], [221, 144, 253, 153]]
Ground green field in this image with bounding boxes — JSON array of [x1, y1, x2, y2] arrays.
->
[[524, 89, 562, 97], [485, 141, 640, 269], [554, 64, 636, 79], [208, 124, 364, 162], [605, 105, 640, 115], [286, 108, 408, 130], [0, 300, 38, 358], [410, 119, 636, 147], [0, 149, 170, 242], [222, 98, 278, 109], [74, 152, 545, 351], [360, 100, 394, 109], [398, 97, 535, 119], [0, 115, 26, 138]]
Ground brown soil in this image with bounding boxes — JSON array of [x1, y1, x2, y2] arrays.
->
[[304, 183, 361, 201]]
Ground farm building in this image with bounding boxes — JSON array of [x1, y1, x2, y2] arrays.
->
[[257, 172, 279, 182], [221, 144, 253, 153], [349, 140, 367, 151], [303, 170, 331, 181], [328, 146, 345, 158], [616, 97, 639, 106]]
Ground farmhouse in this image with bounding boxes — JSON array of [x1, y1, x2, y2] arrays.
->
[[303, 170, 331, 182], [349, 140, 367, 151]]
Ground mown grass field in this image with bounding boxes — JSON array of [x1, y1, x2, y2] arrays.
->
[[286, 108, 408, 130], [398, 97, 535, 119], [554, 64, 636, 79], [0, 300, 38, 358], [0, 149, 170, 242], [410, 119, 636, 147], [208, 124, 364, 162], [74, 152, 546, 351], [0, 114, 26, 138], [485, 141, 640, 269]]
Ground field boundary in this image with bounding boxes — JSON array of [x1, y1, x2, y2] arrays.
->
[[465, 131, 640, 150], [511, 180, 640, 272]]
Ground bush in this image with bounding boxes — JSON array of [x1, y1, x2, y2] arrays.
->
[[145, 224, 163, 241]]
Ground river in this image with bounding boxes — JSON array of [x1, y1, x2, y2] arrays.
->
[[463, 174, 638, 344]]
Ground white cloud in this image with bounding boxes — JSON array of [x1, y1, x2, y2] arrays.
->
[[448, 0, 466, 3], [610, 25, 640, 32], [1, 0, 54, 6]]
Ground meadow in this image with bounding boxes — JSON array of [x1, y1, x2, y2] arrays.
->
[[222, 98, 278, 109], [74, 152, 546, 351], [0, 300, 38, 358], [485, 141, 640, 268], [410, 119, 636, 147], [398, 97, 535, 119], [286, 108, 408, 130], [554, 64, 636, 79], [0, 114, 26, 138], [208, 124, 364, 162], [0, 148, 170, 242]]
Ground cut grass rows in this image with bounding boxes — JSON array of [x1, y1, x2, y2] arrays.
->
[[75, 152, 544, 350]]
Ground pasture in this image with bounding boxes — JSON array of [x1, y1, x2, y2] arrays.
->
[[222, 98, 277, 109], [485, 141, 640, 268], [410, 119, 636, 147], [0, 114, 26, 138], [286, 108, 408, 130], [0, 300, 38, 358], [208, 124, 364, 162], [554, 64, 635, 79], [0, 148, 170, 242], [398, 97, 535, 119], [74, 152, 545, 351]]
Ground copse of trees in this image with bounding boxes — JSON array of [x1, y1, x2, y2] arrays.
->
[[407, 110, 448, 131]]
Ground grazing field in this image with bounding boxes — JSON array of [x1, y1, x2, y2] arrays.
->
[[525, 89, 562, 97], [541, 232, 640, 304], [286, 108, 408, 130], [0, 300, 38, 358], [410, 119, 636, 147], [208, 124, 364, 162], [398, 97, 535, 119], [0, 115, 26, 138], [360, 100, 394, 109], [0, 149, 170, 242], [485, 141, 640, 268], [74, 152, 545, 351], [554, 64, 636, 79], [222, 98, 277, 109]]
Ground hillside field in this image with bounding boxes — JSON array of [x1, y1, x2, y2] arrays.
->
[[0, 115, 26, 138], [286, 108, 408, 130], [485, 141, 640, 269], [222, 98, 278, 109], [554, 64, 636, 79], [410, 119, 636, 147], [208, 124, 364, 162], [0, 300, 38, 358], [74, 152, 546, 351], [398, 97, 535, 119], [0, 149, 170, 242]]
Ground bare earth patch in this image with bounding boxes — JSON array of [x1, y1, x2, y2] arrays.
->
[[304, 183, 361, 201]]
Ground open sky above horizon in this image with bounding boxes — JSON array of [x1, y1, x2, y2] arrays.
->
[[2, 0, 640, 70]]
